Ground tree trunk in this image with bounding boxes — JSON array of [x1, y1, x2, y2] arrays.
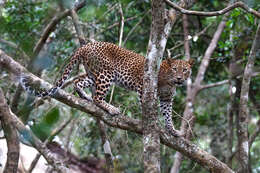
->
[[237, 23, 260, 173], [142, 0, 167, 172]]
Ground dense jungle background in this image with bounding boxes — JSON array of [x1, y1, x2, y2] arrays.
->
[[0, 0, 259, 173]]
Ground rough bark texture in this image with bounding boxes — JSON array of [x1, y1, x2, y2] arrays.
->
[[0, 50, 234, 173], [0, 89, 20, 173], [237, 23, 260, 173], [142, 0, 166, 172]]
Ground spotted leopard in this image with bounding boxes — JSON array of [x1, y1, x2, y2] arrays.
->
[[20, 41, 194, 136]]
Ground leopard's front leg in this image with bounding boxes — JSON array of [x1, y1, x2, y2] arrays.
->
[[159, 100, 182, 137]]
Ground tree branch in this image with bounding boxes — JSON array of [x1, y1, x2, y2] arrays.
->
[[0, 89, 20, 173], [123, 10, 151, 46], [0, 49, 234, 173], [170, 11, 191, 173], [237, 22, 260, 173], [109, 3, 125, 104], [0, 38, 30, 60], [164, 0, 260, 18], [70, 9, 86, 46], [199, 79, 229, 90], [33, 1, 86, 55], [0, 88, 67, 173]]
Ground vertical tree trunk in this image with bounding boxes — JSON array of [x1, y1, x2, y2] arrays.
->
[[237, 23, 260, 173], [142, 0, 166, 172]]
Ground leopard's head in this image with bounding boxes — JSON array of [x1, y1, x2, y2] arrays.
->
[[159, 59, 194, 86]]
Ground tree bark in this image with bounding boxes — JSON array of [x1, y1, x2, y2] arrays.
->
[[0, 49, 234, 173], [142, 0, 166, 172], [237, 23, 260, 173], [0, 89, 20, 173]]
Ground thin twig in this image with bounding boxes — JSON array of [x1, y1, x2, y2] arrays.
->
[[168, 23, 211, 53], [109, 3, 124, 104], [27, 153, 41, 173], [199, 79, 229, 90], [123, 10, 151, 46], [95, 15, 139, 37], [33, 1, 86, 55]]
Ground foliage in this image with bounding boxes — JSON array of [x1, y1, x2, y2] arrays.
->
[[0, 0, 259, 172]]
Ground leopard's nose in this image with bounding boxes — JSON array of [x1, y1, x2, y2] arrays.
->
[[177, 77, 182, 81]]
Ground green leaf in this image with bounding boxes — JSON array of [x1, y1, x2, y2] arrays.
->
[[31, 107, 60, 141], [43, 107, 60, 125]]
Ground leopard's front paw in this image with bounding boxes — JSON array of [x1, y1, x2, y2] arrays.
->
[[107, 106, 120, 115], [166, 128, 184, 137]]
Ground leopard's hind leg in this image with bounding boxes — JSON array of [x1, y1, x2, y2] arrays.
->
[[92, 71, 120, 115], [73, 74, 94, 101]]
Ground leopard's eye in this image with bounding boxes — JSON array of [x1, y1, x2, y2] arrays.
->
[[183, 68, 187, 72]]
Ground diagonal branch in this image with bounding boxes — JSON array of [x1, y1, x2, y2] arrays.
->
[[70, 9, 86, 46], [0, 49, 234, 173], [33, 1, 86, 55], [164, 0, 260, 18], [199, 79, 229, 90]]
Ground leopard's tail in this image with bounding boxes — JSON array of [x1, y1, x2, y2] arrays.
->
[[20, 50, 82, 97]]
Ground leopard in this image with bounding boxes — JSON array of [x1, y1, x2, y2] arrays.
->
[[20, 41, 194, 136]]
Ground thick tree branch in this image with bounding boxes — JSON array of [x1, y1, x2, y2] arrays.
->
[[0, 89, 20, 173], [70, 9, 86, 46], [237, 23, 260, 173], [0, 49, 234, 173], [164, 0, 260, 18]]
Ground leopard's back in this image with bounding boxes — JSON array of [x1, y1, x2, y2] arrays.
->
[[80, 42, 145, 92]]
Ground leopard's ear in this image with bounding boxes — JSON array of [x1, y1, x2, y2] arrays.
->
[[166, 58, 174, 65], [188, 59, 195, 67]]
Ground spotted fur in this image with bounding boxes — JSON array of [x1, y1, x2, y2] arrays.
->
[[20, 41, 194, 136]]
